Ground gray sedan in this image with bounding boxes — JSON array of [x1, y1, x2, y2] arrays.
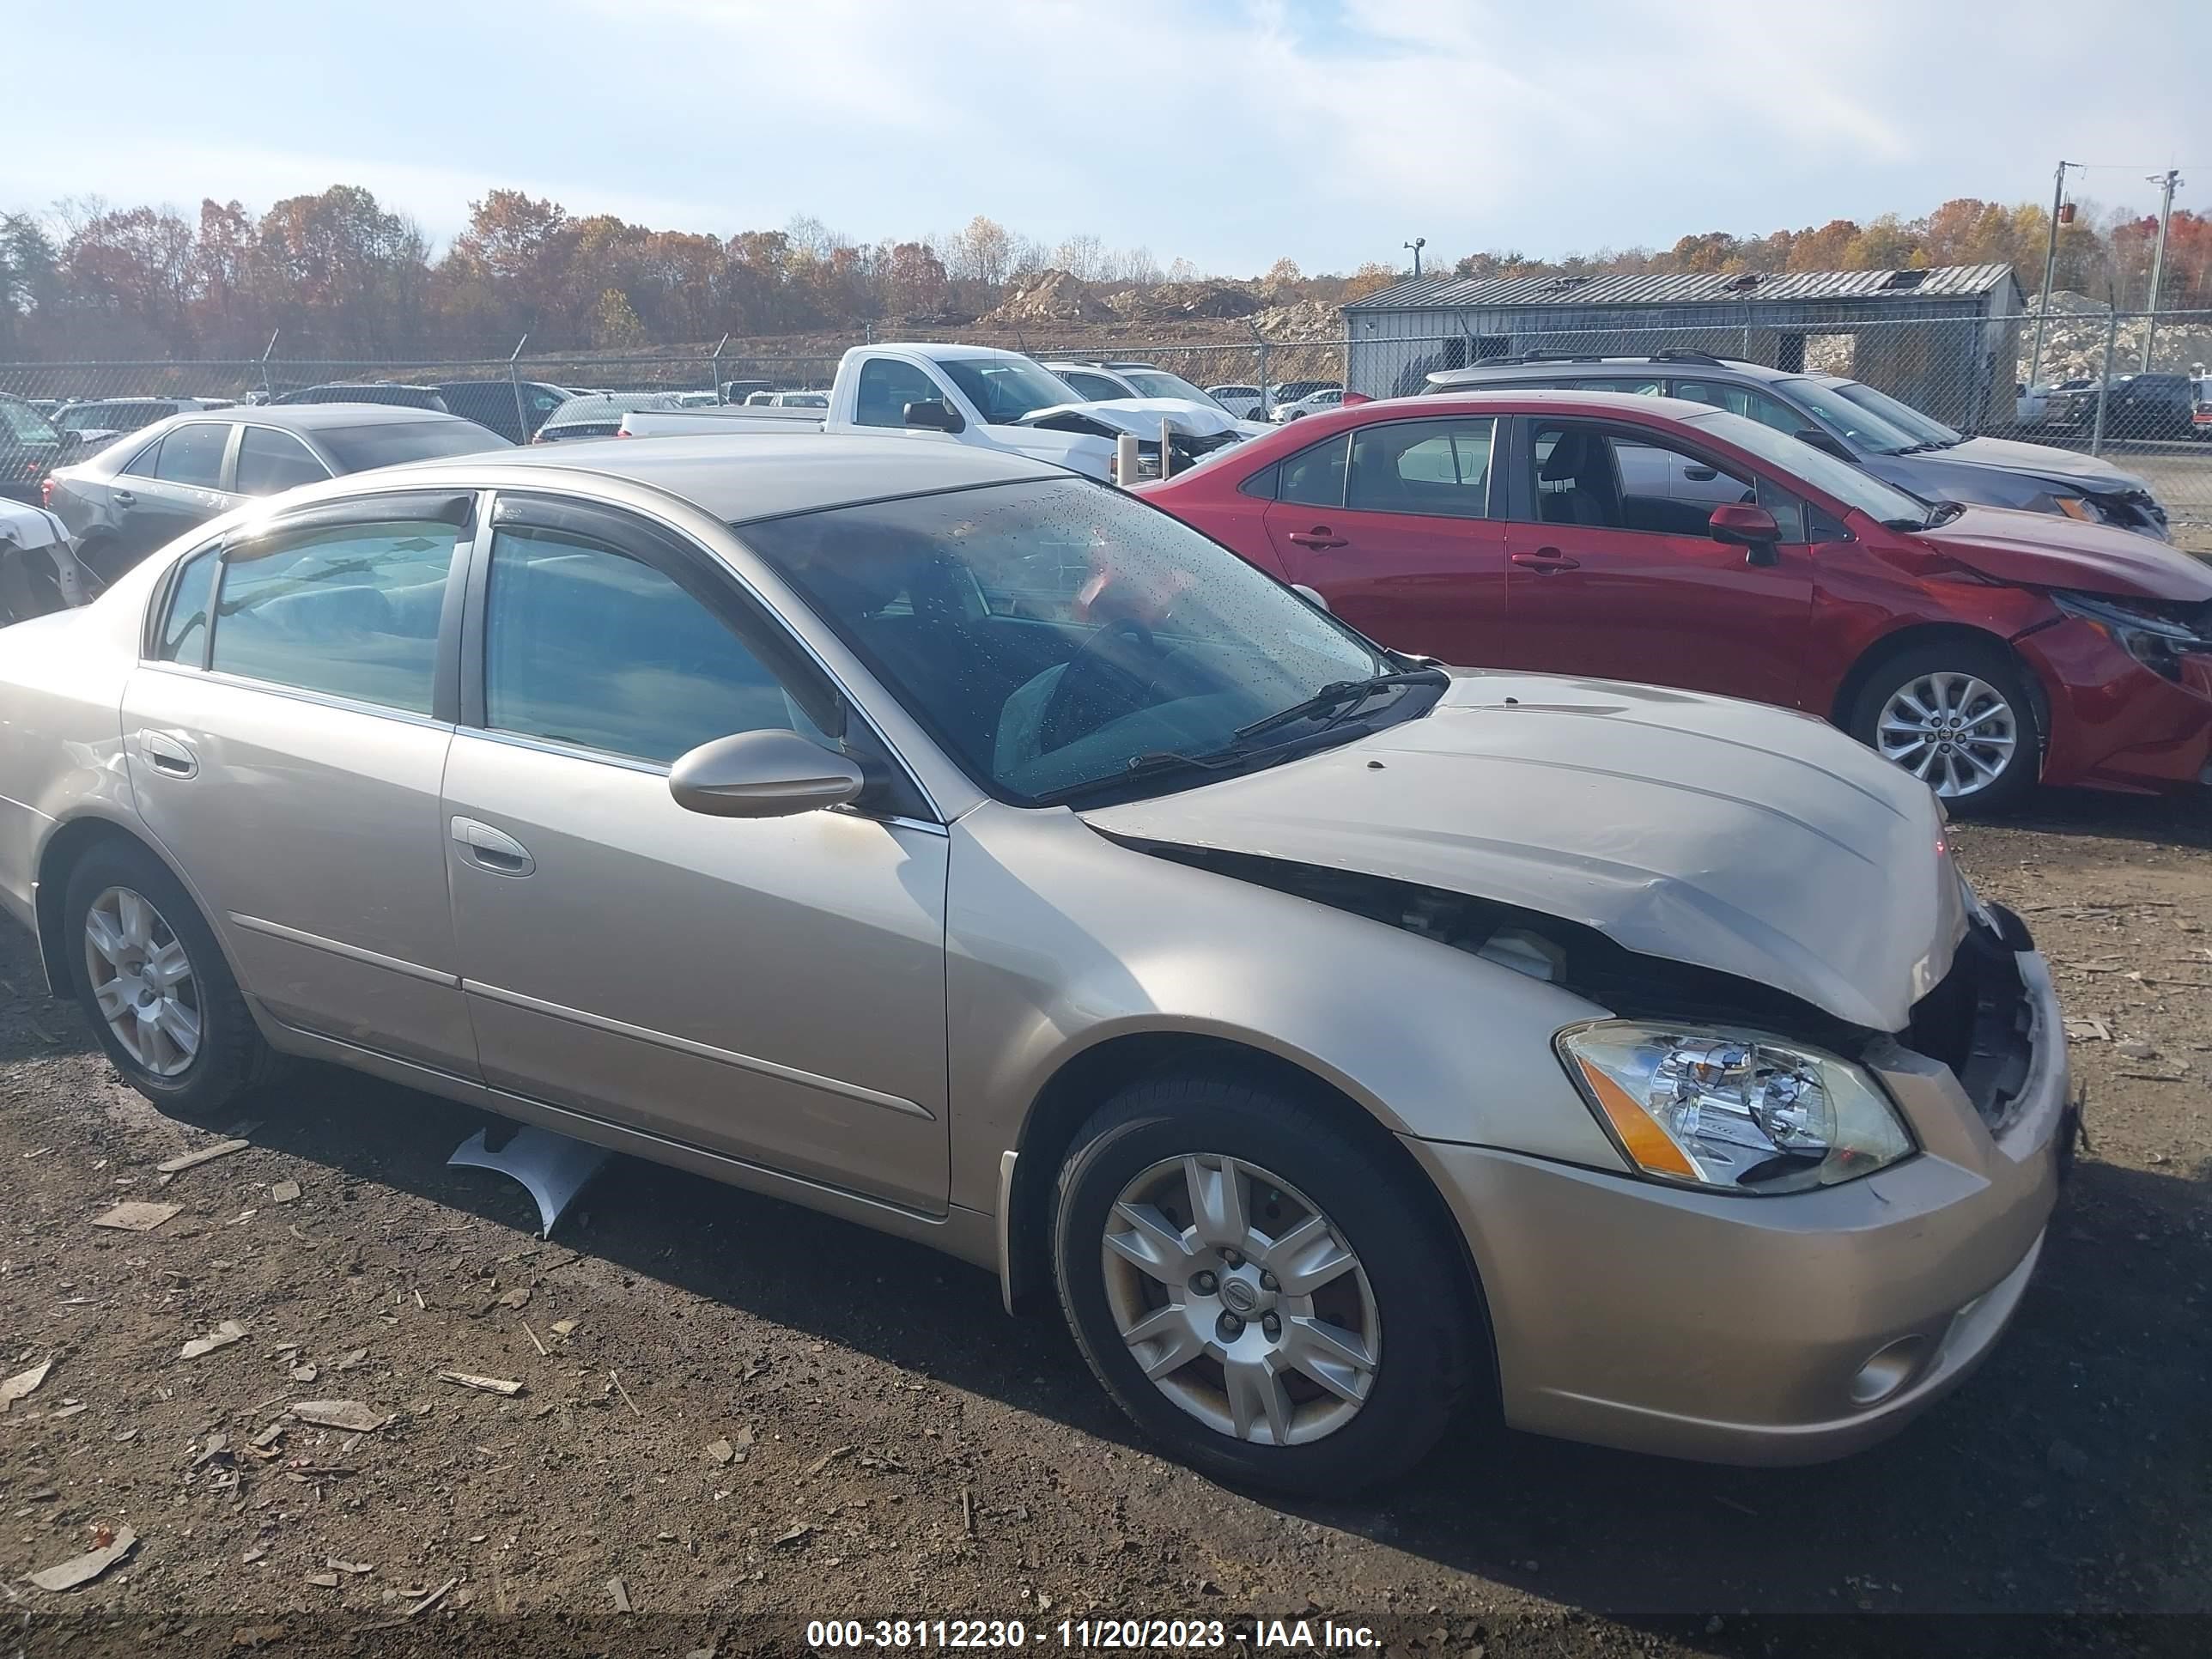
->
[[0, 437, 2074, 1491], [43, 403, 509, 592]]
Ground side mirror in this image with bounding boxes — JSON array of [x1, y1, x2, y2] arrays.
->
[[1291, 583, 1331, 611], [1709, 502, 1782, 567], [903, 398, 964, 434], [1793, 428, 1852, 461], [668, 730, 864, 819]]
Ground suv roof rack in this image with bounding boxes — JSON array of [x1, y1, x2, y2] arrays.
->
[[1649, 349, 1725, 365]]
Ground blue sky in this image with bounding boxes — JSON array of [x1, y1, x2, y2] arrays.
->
[[7, 0, 2205, 272]]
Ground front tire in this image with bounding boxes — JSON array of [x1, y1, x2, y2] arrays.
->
[[1051, 1074, 1482, 1494], [1848, 641, 2040, 814], [64, 839, 277, 1121]]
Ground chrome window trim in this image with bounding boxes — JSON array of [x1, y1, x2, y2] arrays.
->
[[137, 660, 456, 733]]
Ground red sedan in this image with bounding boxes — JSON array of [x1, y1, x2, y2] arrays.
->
[[1138, 390, 2212, 811]]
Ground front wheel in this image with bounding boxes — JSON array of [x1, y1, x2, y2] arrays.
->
[[1051, 1075, 1482, 1493], [1848, 642, 2040, 813]]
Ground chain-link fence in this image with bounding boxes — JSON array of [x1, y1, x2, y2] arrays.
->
[[5, 309, 2209, 548]]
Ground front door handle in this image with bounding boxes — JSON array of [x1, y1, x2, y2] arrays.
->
[[139, 731, 198, 778], [1510, 550, 1582, 574], [1682, 465, 1718, 482], [451, 816, 535, 878], [1287, 527, 1347, 550]]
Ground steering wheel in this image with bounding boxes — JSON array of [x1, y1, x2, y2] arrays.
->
[[1036, 617, 1159, 756]]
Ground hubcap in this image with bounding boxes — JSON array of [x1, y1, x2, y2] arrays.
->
[[1100, 1154, 1379, 1448], [1875, 672, 2019, 799], [83, 887, 200, 1078]]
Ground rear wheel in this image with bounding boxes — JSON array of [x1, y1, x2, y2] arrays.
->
[[1051, 1074, 1482, 1494], [64, 840, 278, 1121], [1848, 641, 2039, 813]]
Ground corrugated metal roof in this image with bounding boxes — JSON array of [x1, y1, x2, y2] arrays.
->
[[1343, 264, 2018, 313]]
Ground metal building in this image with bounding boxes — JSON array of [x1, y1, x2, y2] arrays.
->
[[1341, 264, 2025, 430]]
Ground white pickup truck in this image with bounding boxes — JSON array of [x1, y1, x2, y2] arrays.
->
[[617, 342, 1250, 481]]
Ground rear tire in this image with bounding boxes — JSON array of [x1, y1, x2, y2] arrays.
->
[[1051, 1073, 1482, 1494], [1847, 641, 2040, 815], [63, 839, 279, 1123]]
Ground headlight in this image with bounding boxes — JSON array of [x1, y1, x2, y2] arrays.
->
[[1556, 1022, 1914, 1194], [2053, 590, 2210, 683]]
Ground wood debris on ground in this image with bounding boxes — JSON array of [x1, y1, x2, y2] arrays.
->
[[91, 1200, 184, 1232], [179, 1319, 248, 1360], [438, 1370, 524, 1396], [607, 1577, 632, 1613], [2, 1354, 54, 1411], [155, 1137, 252, 1175], [289, 1400, 386, 1432], [30, 1528, 137, 1592]]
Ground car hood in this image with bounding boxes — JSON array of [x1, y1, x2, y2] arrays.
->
[[1079, 672, 1964, 1032], [1929, 434, 2148, 492], [1918, 506, 2212, 601], [1019, 398, 1250, 440]]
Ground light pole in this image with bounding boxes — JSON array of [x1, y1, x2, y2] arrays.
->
[[2141, 168, 2183, 372], [1403, 237, 1425, 277], [2027, 160, 2076, 392]]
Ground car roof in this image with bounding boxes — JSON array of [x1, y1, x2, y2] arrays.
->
[[228, 403, 471, 430], [1271, 387, 1732, 434], [377, 434, 1067, 523], [1435, 354, 1794, 384]]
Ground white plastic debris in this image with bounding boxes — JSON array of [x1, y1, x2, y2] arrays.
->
[[447, 1126, 611, 1238]]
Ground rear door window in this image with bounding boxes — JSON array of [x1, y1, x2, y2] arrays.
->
[[1345, 418, 1494, 519], [151, 422, 231, 489], [1277, 434, 1347, 507], [234, 427, 331, 495], [209, 517, 465, 714]]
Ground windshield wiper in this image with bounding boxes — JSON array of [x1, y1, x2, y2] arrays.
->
[[1232, 665, 1450, 743]]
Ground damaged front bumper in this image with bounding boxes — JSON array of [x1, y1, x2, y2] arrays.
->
[[1405, 937, 2074, 1465]]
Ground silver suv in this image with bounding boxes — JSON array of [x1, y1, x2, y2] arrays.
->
[[1426, 351, 2169, 538]]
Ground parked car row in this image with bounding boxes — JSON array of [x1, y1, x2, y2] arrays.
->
[[1139, 386, 2212, 811], [0, 433, 2081, 1494]]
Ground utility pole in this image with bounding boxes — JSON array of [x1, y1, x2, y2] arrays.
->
[[1403, 237, 1425, 277], [2027, 160, 2075, 391], [2140, 168, 2183, 372]]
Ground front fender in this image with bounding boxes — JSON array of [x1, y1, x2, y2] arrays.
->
[[943, 805, 1625, 1215]]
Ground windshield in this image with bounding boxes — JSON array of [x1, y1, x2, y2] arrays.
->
[[937, 357, 1086, 425], [741, 479, 1408, 807], [1826, 379, 1960, 447], [1771, 377, 1922, 455], [0, 398, 59, 444], [1120, 369, 1229, 412], [1681, 408, 1929, 524], [317, 419, 511, 471]]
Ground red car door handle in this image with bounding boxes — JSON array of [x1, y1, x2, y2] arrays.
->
[[1287, 527, 1347, 550], [1510, 550, 1581, 573]]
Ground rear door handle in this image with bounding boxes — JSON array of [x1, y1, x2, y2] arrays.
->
[[112, 490, 137, 509], [1510, 550, 1581, 573], [1287, 527, 1347, 550], [450, 816, 535, 878], [139, 731, 198, 778]]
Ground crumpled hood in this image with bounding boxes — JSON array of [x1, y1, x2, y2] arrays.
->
[[1933, 434, 2149, 491], [1019, 397, 1250, 441], [1921, 506, 2212, 602], [1080, 672, 1965, 1031]]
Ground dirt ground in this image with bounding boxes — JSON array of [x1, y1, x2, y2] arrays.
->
[[0, 787, 2206, 1658]]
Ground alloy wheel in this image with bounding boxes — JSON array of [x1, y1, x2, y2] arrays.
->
[[83, 886, 201, 1078], [1875, 671, 2019, 799], [1100, 1153, 1379, 1447]]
